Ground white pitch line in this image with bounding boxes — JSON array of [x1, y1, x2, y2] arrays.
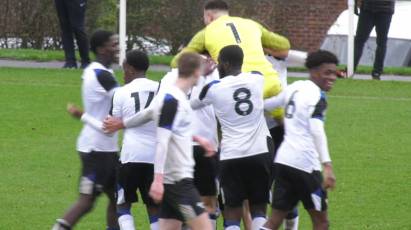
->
[[329, 95, 411, 102]]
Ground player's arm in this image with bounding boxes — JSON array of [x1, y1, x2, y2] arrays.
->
[[81, 114, 105, 132], [103, 89, 158, 133], [190, 96, 208, 110], [309, 98, 336, 190], [149, 97, 178, 203], [66, 103, 107, 134], [100, 90, 127, 133], [190, 80, 218, 110], [96, 69, 119, 98], [263, 48, 289, 60], [111, 89, 123, 119], [124, 105, 155, 127], [264, 89, 287, 111], [193, 135, 215, 157], [258, 23, 291, 58], [150, 126, 171, 203], [309, 118, 335, 190], [309, 119, 331, 163], [103, 104, 155, 133], [170, 30, 206, 68]]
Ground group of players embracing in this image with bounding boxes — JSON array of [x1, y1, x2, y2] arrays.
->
[[52, 1, 338, 230]]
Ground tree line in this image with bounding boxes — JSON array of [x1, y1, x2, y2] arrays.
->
[[0, 0, 279, 54]]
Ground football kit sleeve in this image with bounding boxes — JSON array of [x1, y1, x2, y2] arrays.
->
[[154, 127, 172, 174], [259, 23, 291, 52], [111, 90, 123, 118], [190, 80, 218, 110], [94, 69, 119, 95], [190, 98, 207, 110], [154, 95, 179, 174], [123, 105, 155, 128], [264, 90, 287, 111], [80, 113, 105, 133], [309, 93, 331, 163], [170, 29, 206, 68], [309, 118, 331, 163]]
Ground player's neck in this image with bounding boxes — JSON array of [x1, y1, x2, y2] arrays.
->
[[224, 69, 241, 77], [213, 11, 229, 21], [309, 77, 320, 88], [133, 72, 146, 79], [126, 73, 145, 84], [175, 77, 193, 94], [96, 57, 112, 68], [309, 78, 321, 90]]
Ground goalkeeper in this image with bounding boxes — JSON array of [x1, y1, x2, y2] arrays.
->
[[171, 0, 290, 120]]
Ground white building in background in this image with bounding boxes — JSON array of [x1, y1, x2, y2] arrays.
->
[[322, 1, 411, 67]]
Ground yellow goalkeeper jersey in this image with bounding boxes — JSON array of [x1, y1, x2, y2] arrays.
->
[[171, 15, 290, 102]]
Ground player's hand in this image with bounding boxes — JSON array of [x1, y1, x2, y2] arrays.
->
[[336, 68, 348, 79], [149, 175, 164, 203], [193, 136, 215, 157], [202, 55, 216, 76], [67, 103, 83, 119], [103, 116, 124, 133], [322, 163, 336, 190]]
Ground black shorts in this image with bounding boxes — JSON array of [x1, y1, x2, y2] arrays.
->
[[219, 151, 272, 207], [269, 126, 284, 161], [193, 145, 218, 196], [78, 151, 118, 196], [160, 179, 205, 222], [272, 163, 328, 212], [269, 126, 285, 184], [116, 162, 156, 206]]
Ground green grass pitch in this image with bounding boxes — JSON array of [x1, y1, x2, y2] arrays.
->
[[0, 67, 410, 229]]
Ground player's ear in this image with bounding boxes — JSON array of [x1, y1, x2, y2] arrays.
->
[[195, 68, 202, 79], [122, 59, 127, 71], [203, 10, 210, 25], [223, 62, 230, 71], [97, 45, 108, 57], [308, 68, 318, 81]]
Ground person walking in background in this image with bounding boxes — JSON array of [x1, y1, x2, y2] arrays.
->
[[354, 0, 395, 80], [54, 0, 90, 69]]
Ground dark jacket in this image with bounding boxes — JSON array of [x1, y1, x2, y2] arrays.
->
[[361, 0, 395, 14]]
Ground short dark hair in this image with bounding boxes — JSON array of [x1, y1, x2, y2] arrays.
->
[[219, 45, 244, 68], [305, 50, 339, 69], [90, 30, 115, 54], [204, 0, 229, 11], [126, 50, 149, 72], [178, 53, 203, 78]]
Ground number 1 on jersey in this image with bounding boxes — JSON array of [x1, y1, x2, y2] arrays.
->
[[226, 23, 241, 44]]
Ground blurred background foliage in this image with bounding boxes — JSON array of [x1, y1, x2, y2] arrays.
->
[[0, 0, 280, 54]]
